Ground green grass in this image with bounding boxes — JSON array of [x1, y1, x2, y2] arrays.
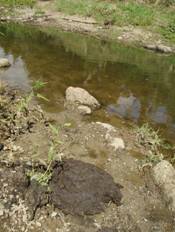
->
[[55, 0, 175, 42], [0, 0, 35, 7], [55, 0, 155, 26]]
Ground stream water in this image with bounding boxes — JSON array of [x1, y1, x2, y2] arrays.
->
[[0, 23, 175, 140]]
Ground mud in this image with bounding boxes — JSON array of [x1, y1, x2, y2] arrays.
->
[[50, 159, 122, 215], [0, 159, 122, 220]]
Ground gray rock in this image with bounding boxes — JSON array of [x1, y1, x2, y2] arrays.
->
[[153, 160, 175, 213], [77, 105, 92, 115], [144, 44, 173, 53], [65, 87, 100, 110], [0, 58, 10, 68]]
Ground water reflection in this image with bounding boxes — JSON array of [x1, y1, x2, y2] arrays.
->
[[1, 23, 175, 139], [148, 106, 169, 124], [107, 94, 141, 122], [0, 48, 30, 90]]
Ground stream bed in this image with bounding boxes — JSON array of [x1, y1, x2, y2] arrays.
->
[[0, 23, 175, 141]]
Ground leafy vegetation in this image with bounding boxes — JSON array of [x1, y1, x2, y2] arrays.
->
[[136, 123, 175, 167], [17, 80, 48, 113], [27, 121, 72, 186], [27, 143, 57, 186], [0, 0, 35, 7]]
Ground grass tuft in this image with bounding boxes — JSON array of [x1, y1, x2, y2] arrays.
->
[[0, 0, 35, 7]]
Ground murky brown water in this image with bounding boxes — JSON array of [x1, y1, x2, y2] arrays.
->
[[1, 23, 175, 140]]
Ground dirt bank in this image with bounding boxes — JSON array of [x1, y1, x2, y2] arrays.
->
[[0, 2, 175, 54], [0, 81, 175, 231]]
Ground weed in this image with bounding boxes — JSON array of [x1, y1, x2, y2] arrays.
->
[[135, 123, 163, 152], [27, 121, 66, 186], [17, 80, 48, 113], [27, 143, 56, 186], [140, 150, 164, 168]]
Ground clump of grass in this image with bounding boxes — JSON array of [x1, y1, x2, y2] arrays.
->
[[0, 0, 35, 7], [140, 150, 164, 168], [55, 0, 155, 26], [135, 123, 163, 152], [136, 123, 175, 167]]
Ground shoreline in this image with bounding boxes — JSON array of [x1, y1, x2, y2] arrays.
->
[[0, 4, 175, 54]]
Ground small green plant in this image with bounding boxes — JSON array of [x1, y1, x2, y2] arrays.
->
[[140, 150, 164, 168], [17, 80, 48, 113], [27, 143, 56, 186], [27, 121, 68, 186]]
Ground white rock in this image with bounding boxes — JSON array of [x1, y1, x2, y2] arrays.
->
[[65, 87, 100, 110], [78, 105, 92, 115], [51, 211, 57, 217], [0, 58, 10, 68], [109, 137, 125, 151], [96, 122, 116, 132], [153, 160, 175, 213]]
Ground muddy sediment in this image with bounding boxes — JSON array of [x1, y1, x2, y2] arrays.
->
[[0, 159, 123, 220]]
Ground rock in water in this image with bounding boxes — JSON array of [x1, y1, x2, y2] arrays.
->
[[50, 159, 123, 215], [65, 87, 100, 110], [0, 58, 10, 68]]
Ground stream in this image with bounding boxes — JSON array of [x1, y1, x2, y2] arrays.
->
[[0, 23, 175, 140]]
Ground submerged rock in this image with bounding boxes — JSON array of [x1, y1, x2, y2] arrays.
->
[[65, 86, 100, 110], [0, 58, 10, 68], [153, 160, 175, 213]]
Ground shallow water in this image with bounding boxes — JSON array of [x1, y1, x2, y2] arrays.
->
[[1, 23, 175, 139]]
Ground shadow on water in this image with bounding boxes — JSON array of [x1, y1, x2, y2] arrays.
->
[[1, 23, 175, 139]]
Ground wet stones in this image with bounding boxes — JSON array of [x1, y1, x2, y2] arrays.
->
[[0, 58, 10, 68], [65, 87, 100, 110]]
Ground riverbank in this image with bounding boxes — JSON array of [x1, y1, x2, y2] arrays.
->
[[0, 0, 175, 53], [0, 79, 175, 231]]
